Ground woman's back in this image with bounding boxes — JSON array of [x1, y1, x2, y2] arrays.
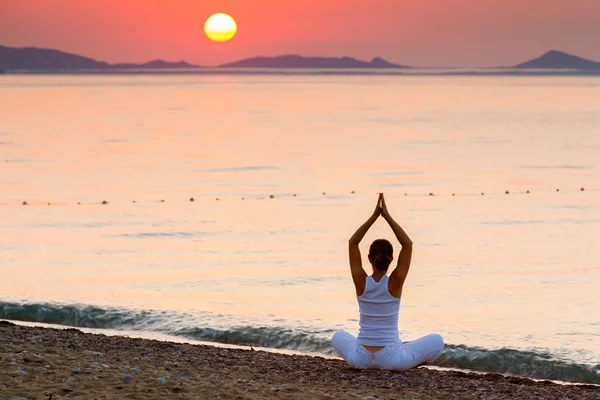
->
[[357, 275, 401, 346]]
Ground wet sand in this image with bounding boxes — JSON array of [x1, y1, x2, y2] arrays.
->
[[1, 321, 598, 399]]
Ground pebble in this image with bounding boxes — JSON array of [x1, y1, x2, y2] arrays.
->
[[7, 370, 27, 376], [273, 384, 299, 392], [65, 376, 76, 384], [237, 365, 251, 373], [83, 350, 104, 357], [155, 377, 166, 385], [122, 375, 134, 382], [71, 368, 81, 374], [23, 354, 45, 363], [130, 367, 141, 373], [85, 368, 101, 374]]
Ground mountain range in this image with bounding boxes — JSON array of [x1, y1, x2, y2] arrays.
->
[[1, 45, 599, 72], [0, 45, 198, 71], [219, 55, 406, 68]]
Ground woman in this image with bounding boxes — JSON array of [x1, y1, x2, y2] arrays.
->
[[332, 193, 444, 371]]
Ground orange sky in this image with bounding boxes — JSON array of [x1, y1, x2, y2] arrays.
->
[[2, 0, 599, 67]]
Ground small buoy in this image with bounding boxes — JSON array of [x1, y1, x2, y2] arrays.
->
[[160, 200, 165, 203], [526, 190, 530, 194], [322, 192, 326, 195], [22, 201, 27, 205], [429, 193, 433, 196], [77, 202, 81, 205], [581, 187, 585, 191], [293, 194, 297, 197], [216, 198, 220, 201], [556, 189, 560, 192], [351, 191, 355, 194], [242, 197, 245, 200], [47, 202, 51, 205], [452, 193, 455, 196], [102, 200, 108, 205], [133, 200, 136, 203], [404, 193, 407, 196], [481, 193, 484, 196], [269, 195, 274, 199], [505, 191, 509, 195], [190, 197, 194, 202]]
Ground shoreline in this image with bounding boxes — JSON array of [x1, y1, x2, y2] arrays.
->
[[5, 319, 595, 387], [1, 321, 598, 399]]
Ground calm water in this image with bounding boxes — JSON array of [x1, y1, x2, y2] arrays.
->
[[1, 74, 599, 382]]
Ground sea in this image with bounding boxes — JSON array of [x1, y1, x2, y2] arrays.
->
[[1, 73, 599, 384]]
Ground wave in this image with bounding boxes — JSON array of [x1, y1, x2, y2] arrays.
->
[[1, 300, 598, 384]]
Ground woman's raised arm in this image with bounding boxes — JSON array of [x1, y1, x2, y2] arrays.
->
[[381, 194, 413, 297], [348, 194, 382, 295]]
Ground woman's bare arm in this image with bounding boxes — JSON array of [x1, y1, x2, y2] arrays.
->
[[381, 194, 413, 297], [348, 194, 382, 295]]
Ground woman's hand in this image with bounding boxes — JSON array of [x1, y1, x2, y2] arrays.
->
[[380, 193, 391, 219], [350, 193, 383, 246], [372, 193, 383, 218]]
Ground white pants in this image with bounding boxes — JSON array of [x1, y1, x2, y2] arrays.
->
[[332, 331, 444, 371]]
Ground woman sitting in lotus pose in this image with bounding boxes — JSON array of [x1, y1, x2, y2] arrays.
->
[[332, 193, 444, 371]]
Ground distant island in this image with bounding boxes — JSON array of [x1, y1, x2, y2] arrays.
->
[[219, 55, 406, 69], [514, 50, 600, 69], [111, 60, 198, 69], [0, 45, 201, 71], [1, 44, 600, 73]]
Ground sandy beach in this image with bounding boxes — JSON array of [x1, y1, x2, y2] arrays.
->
[[1, 321, 597, 400]]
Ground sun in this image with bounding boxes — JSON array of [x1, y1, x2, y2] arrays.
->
[[204, 13, 237, 42]]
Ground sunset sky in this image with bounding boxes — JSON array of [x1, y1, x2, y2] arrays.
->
[[2, 0, 599, 67]]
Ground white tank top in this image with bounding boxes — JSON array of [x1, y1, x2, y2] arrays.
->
[[357, 275, 401, 346]]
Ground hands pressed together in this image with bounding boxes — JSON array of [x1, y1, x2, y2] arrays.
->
[[372, 193, 391, 219], [350, 192, 411, 253]]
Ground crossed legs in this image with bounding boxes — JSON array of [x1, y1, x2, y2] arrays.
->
[[332, 331, 444, 372]]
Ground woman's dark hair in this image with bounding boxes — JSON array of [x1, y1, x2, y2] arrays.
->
[[369, 239, 394, 271]]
